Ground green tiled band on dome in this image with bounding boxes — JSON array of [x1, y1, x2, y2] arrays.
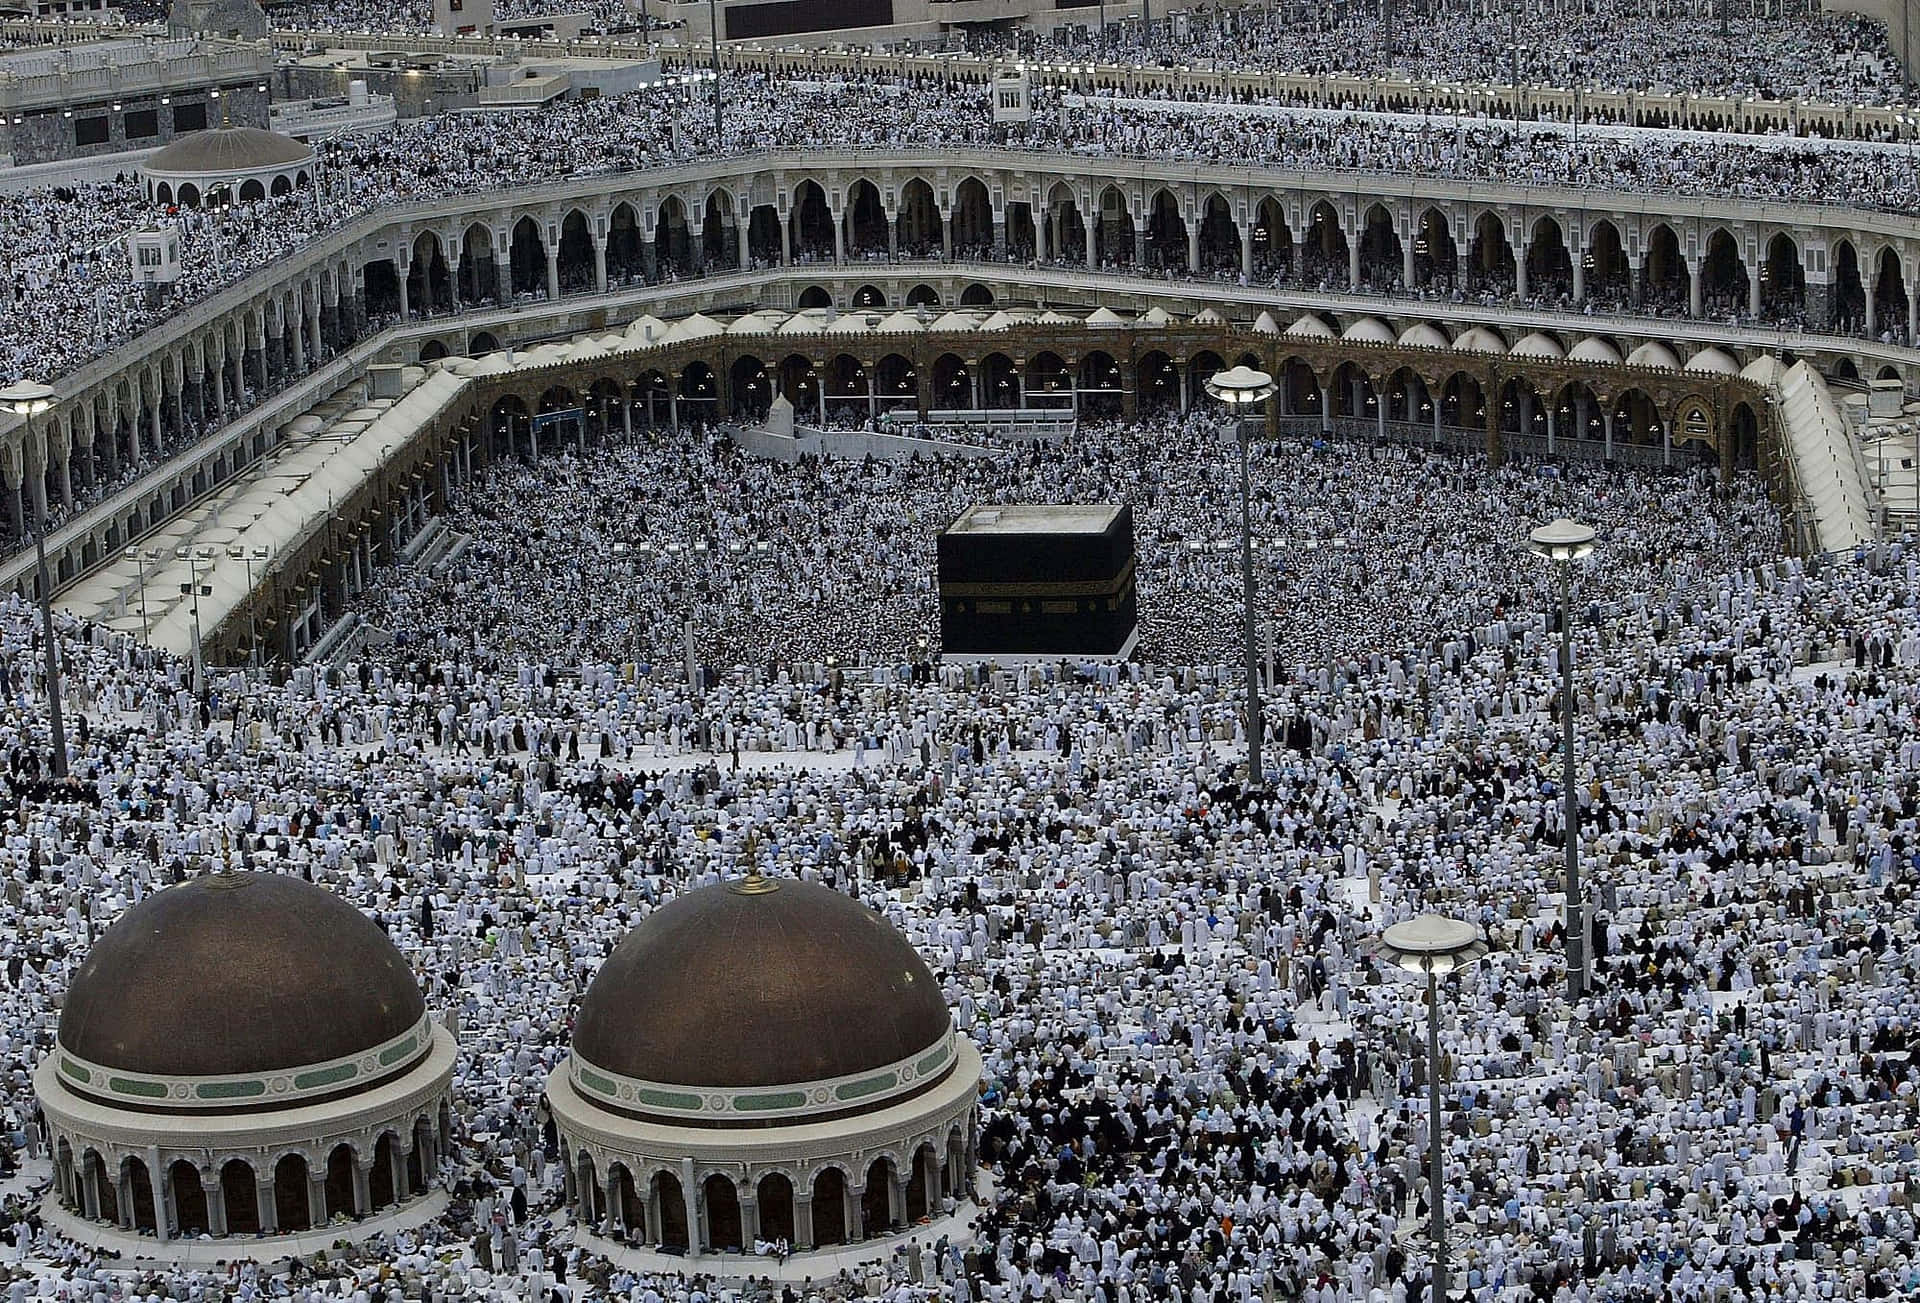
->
[[637, 1087, 705, 1111], [293, 1063, 356, 1090], [55, 1013, 436, 1112], [571, 1030, 958, 1124], [835, 1073, 898, 1101], [732, 1090, 808, 1112]]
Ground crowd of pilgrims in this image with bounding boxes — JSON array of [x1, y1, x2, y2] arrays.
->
[[8, 54, 1920, 389], [37, 0, 1904, 101], [353, 419, 1782, 675], [987, 0, 1904, 105], [0, 424, 1907, 1303]]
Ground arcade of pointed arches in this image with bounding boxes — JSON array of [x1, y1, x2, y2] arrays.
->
[[558, 1119, 976, 1254], [44, 1103, 451, 1240]]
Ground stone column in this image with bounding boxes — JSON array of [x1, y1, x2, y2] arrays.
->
[[679, 1159, 699, 1253], [593, 233, 608, 294], [941, 207, 952, 259], [1347, 236, 1360, 289], [307, 1172, 327, 1228], [1318, 385, 1332, 435], [1083, 211, 1096, 269], [887, 210, 899, 258], [389, 1142, 409, 1203], [397, 262, 411, 320], [495, 236, 513, 303], [887, 1172, 907, 1229], [740, 1194, 759, 1246], [152, 1148, 171, 1241], [81, 1158, 101, 1220], [1546, 405, 1556, 454], [1241, 219, 1254, 278], [1867, 275, 1879, 335], [1185, 217, 1199, 272], [1687, 258, 1703, 317], [1572, 252, 1585, 303], [845, 1181, 864, 1241], [545, 241, 560, 301], [205, 1169, 228, 1236], [116, 1167, 133, 1230], [1603, 406, 1615, 460], [922, 1158, 940, 1213], [257, 1176, 278, 1234], [832, 205, 845, 264], [1516, 245, 1529, 299], [604, 1169, 622, 1234], [793, 1193, 814, 1250], [1401, 235, 1415, 289]]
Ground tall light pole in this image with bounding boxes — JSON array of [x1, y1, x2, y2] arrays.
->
[[1203, 364, 1278, 787], [227, 544, 270, 669], [1, 380, 66, 779], [123, 546, 161, 642], [175, 545, 216, 696], [1528, 517, 1596, 1001], [1376, 914, 1490, 1303]]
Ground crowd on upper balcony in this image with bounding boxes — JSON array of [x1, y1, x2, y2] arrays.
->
[[981, 0, 1908, 106], [0, 13, 1916, 392]]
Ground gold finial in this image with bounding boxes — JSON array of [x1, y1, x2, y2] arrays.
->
[[729, 832, 780, 895]]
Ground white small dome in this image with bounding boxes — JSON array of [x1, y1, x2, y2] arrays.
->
[[1398, 323, 1450, 350], [1341, 317, 1395, 345], [1453, 327, 1508, 355], [1625, 341, 1682, 370], [1567, 337, 1624, 366], [1510, 332, 1566, 360], [1684, 346, 1740, 375]]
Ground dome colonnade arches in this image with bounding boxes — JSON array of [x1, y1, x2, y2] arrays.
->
[[34, 873, 457, 1252], [545, 876, 983, 1262]]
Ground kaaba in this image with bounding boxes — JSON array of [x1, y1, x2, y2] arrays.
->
[[937, 504, 1138, 660]]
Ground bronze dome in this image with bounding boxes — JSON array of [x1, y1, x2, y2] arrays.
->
[[572, 879, 951, 1089], [142, 126, 314, 176], [59, 872, 425, 1078]]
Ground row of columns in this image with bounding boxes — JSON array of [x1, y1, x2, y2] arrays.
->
[[570, 1147, 965, 1254], [61, 1121, 441, 1241]]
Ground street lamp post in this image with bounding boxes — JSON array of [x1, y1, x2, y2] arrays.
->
[[1528, 517, 1596, 1001], [123, 547, 162, 641], [227, 545, 270, 669], [1, 380, 67, 779], [1376, 914, 1491, 1303], [1203, 364, 1278, 786], [175, 545, 217, 696]]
